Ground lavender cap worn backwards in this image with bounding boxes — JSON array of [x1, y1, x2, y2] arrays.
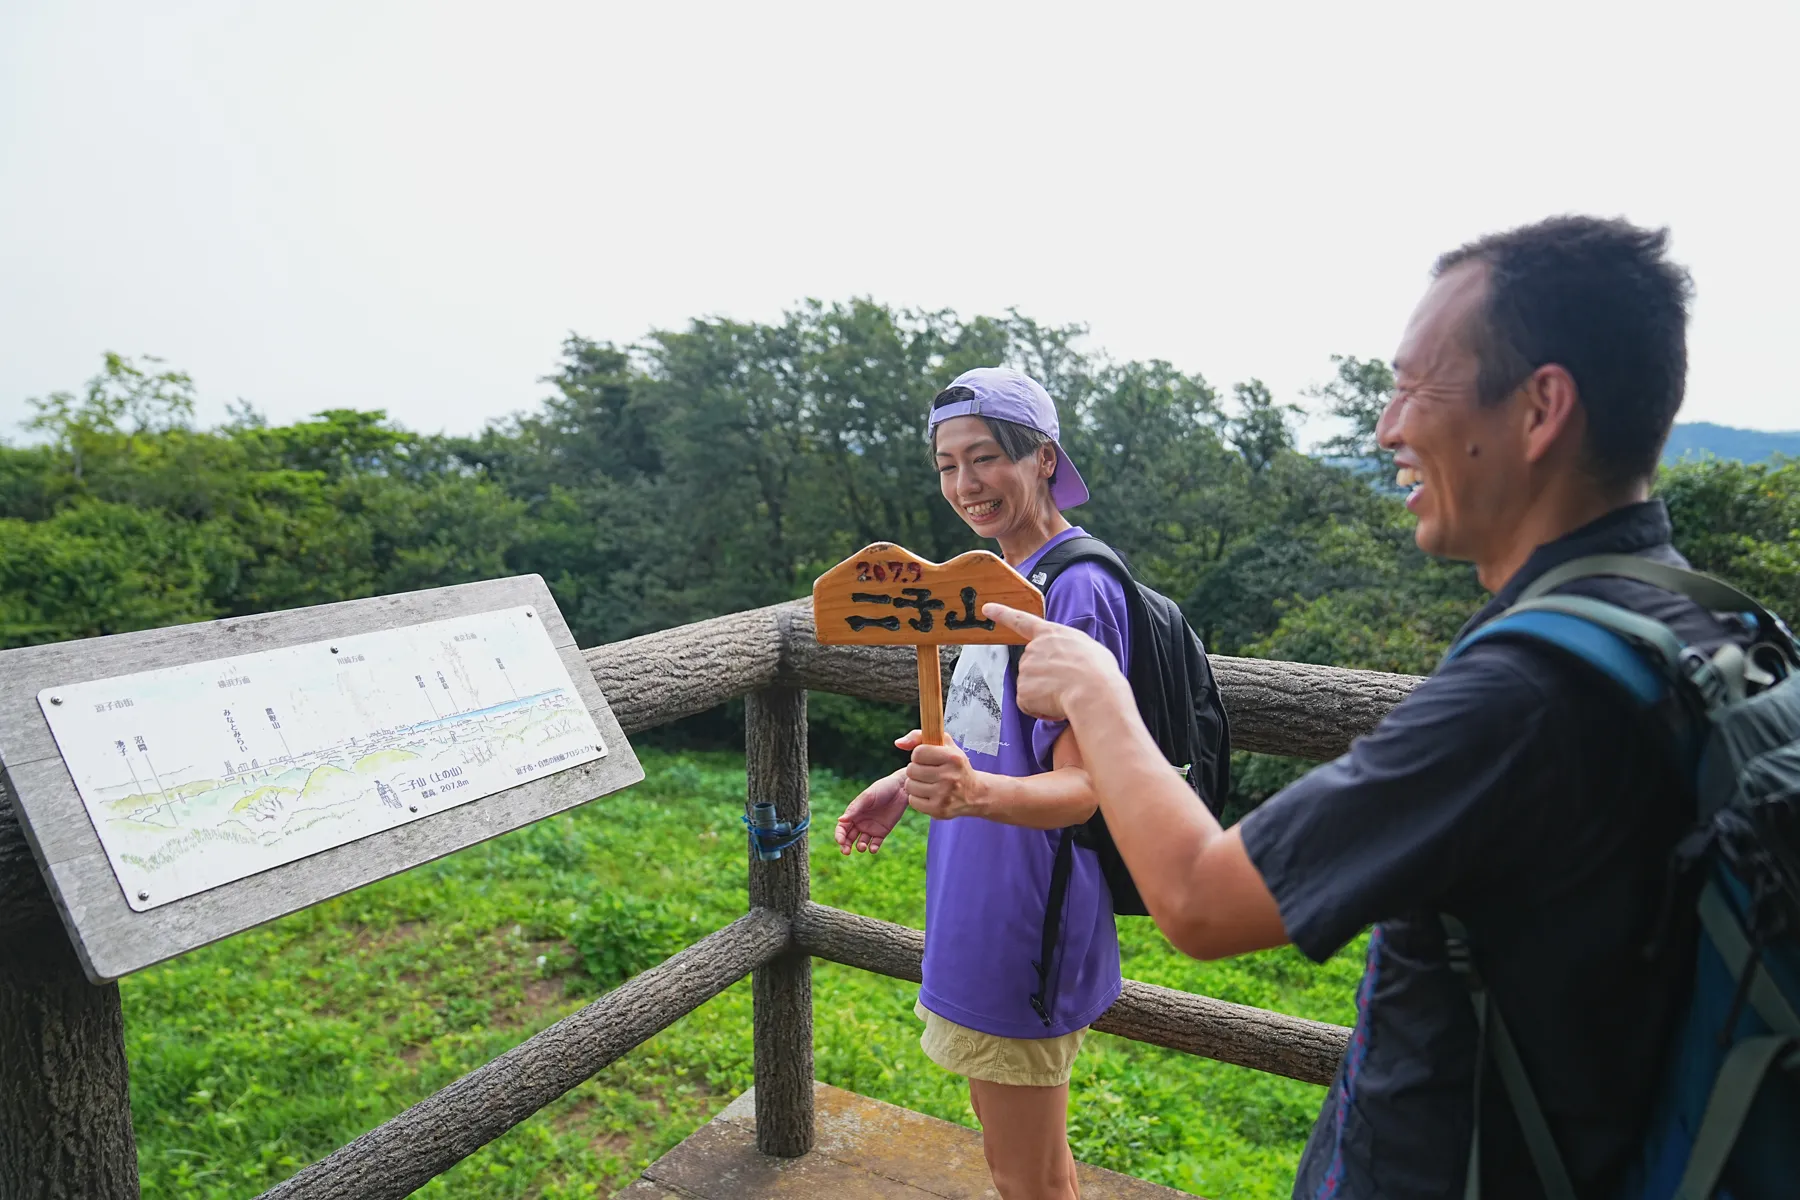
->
[[927, 366, 1090, 511]]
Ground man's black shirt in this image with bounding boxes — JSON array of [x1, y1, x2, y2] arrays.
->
[[1240, 501, 1738, 1199]]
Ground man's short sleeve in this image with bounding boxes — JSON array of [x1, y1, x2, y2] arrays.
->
[[1028, 561, 1131, 770], [1238, 643, 1557, 962]]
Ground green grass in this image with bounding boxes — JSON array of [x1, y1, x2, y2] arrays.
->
[[125, 749, 1365, 1198]]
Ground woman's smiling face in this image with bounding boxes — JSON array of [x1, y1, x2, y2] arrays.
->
[[933, 415, 1058, 549]]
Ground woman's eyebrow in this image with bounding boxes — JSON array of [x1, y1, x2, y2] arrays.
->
[[938, 439, 1001, 458]]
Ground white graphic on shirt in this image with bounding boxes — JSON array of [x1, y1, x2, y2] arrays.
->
[[943, 644, 1007, 758]]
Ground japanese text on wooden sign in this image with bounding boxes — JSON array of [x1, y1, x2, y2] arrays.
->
[[813, 544, 1044, 646]]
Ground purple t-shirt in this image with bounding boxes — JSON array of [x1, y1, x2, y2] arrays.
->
[[919, 527, 1132, 1039]]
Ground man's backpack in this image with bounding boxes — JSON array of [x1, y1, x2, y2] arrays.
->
[[1010, 536, 1231, 1025], [1438, 554, 1800, 1200]]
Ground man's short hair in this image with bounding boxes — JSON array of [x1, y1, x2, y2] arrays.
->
[[1435, 216, 1694, 488]]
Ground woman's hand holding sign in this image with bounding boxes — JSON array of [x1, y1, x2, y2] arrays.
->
[[898, 730, 985, 819]]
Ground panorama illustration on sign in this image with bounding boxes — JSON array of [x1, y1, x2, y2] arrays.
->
[[38, 606, 606, 912]]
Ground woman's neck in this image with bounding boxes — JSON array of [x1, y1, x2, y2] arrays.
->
[[997, 509, 1074, 567]]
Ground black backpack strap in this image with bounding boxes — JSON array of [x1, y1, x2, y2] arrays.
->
[[1440, 914, 1578, 1200], [1027, 534, 1124, 589], [1029, 828, 1076, 1027], [1017, 541, 1113, 1024], [1008, 535, 1128, 670]]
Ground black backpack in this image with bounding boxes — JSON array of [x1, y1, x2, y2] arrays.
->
[[1008, 536, 1231, 1024]]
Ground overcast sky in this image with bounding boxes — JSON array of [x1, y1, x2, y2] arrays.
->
[[3, 1, 1795, 447]]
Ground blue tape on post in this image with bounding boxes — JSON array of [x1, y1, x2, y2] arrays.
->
[[743, 801, 810, 861]]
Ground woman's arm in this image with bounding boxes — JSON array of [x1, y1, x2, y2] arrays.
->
[[835, 767, 910, 853], [899, 727, 1096, 830]]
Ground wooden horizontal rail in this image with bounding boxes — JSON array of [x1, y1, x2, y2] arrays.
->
[[3, 597, 1417, 946], [585, 603, 790, 734], [791, 902, 925, 983], [792, 902, 1348, 1087], [257, 908, 790, 1200], [590, 598, 1419, 760], [1092, 980, 1348, 1086]]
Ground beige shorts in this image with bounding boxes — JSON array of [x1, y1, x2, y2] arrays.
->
[[915, 1000, 1088, 1088]]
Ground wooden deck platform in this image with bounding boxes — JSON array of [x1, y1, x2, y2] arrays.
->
[[614, 1082, 1194, 1199]]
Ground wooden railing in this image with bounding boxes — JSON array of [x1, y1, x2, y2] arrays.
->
[[0, 599, 1421, 1199]]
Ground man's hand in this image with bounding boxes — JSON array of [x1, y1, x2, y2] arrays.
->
[[897, 730, 987, 820], [984, 603, 1132, 722], [835, 767, 909, 854]]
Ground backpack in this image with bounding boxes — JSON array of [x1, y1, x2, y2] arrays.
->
[[1009, 535, 1231, 1025], [1437, 553, 1800, 1200]]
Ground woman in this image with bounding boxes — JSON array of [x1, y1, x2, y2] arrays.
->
[[835, 366, 1132, 1200]]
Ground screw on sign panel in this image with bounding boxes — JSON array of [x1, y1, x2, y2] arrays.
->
[[812, 543, 1045, 745]]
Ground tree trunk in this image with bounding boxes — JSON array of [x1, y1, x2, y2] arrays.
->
[[0, 922, 139, 1199]]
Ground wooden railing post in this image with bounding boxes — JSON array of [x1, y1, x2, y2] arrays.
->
[[1, 781, 139, 1199], [744, 686, 813, 1157], [0, 929, 140, 1199]]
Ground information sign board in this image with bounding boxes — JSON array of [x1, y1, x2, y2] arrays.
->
[[40, 605, 605, 912], [0, 574, 641, 982]]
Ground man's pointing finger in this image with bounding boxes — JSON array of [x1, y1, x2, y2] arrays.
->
[[983, 602, 1053, 639]]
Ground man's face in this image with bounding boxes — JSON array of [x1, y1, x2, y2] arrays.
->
[[1379, 263, 1534, 567]]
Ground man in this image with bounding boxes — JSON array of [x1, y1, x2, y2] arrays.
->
[[987, 216, 1733, 1197]]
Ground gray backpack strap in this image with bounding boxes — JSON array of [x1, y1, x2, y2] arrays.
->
[[1698, 882, 1800, 1036], [1441, 915, 1579, 1200], [1666, 882, 1800, 1200], [1512, 564, 1780, 708], [1673, 1034, 1800, 1200], [1521, 553, 1783, 636]]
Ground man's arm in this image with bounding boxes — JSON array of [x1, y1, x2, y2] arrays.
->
[[1056, 669, 1287, 958], [986, 603, 1289, 960]]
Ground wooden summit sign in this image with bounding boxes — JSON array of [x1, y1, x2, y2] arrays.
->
[[0, 574, 643, 982], [813, 543, 1045, 744]]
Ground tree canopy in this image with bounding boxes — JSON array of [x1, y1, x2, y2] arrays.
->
[[6, 307, 1796, 787]]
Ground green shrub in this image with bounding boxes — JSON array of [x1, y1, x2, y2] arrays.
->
[[566, 893, 687, 987], [806, 693, 915, 778]]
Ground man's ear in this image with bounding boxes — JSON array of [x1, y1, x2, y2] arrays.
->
[[1519, 363, 1583, 466]]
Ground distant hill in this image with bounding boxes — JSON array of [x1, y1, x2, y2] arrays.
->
[[1320, 422, 1796, 480], [1664, 422, 1800, 465]]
